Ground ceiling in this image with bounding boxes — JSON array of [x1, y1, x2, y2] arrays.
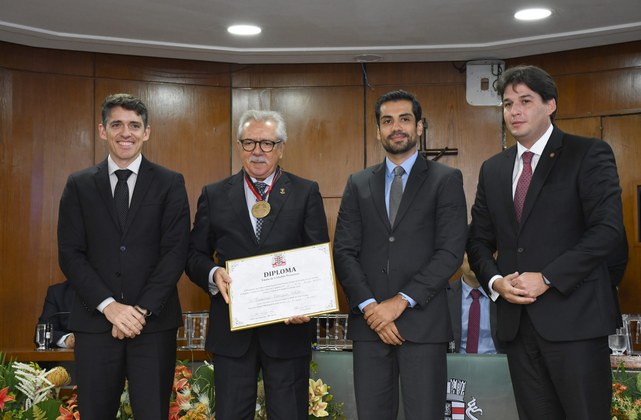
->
[[2, 0, 641, 64]]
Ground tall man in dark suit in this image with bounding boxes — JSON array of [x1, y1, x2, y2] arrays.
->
[[57, 94, 191, 419], [333, 90, 467, 419], [467, 65, 626, 419], [447, 253, 503, 354], [186, 110, 329, 420]]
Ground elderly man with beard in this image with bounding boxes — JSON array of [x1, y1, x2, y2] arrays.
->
[[333, 90, 467, 419]]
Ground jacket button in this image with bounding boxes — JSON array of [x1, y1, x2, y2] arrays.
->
[[120, 245, 126, 252], [517, 247, 524, 253], [115, 272, 121, 277], [389, 236, 395, 242]]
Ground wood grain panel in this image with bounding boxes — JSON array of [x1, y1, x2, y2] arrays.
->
[[506, 41, 641, 75], [231, 86, 365, 198], [0, 41, 93, 76], [603, 114, 641, 314], [95, 54, 230, 87], [554, 117, 602, 139], [365, 62, 467, 85], [94, 79, 232, 312], [0, 70, 94, 350], [232, 63, 363, 88]]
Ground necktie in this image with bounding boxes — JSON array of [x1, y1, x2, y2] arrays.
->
[[389, 166, 405, 225], [514, 151, 534, 222], [114, 169, 132, 230], [466, 288, 482, 354], [254, 181, 268, 242]]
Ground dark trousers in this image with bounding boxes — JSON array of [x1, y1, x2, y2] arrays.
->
[[353, 340, 447, 420], [213, 335, 310, 420], [506, 310, 612, 420], [75, 329, 177, 420]]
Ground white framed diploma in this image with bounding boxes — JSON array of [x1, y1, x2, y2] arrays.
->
[[226, 242, 339, 331]]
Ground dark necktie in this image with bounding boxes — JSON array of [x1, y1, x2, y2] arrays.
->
[[114, 169, 132, 230], [466, 288, 481, 354], [254, 181, 268, 241], [514, 151, 534, 222], [389, 166, 405, 225]]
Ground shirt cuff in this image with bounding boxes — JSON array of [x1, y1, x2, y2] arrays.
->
[[398, 292, 416, 308], [208, 266, 221, 296], [57, 333, 72, 348], [97, 297, 116, 313], [488, 275, 502, 301], [358, 298, 377, 313]]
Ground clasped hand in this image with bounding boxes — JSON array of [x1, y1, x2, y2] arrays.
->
[[364, 297, 407, 346], [104, 301, 147, 339], [495, 271, 549, 304]]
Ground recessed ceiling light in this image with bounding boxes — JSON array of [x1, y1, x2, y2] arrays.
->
[[514, 8, 552, 21], [228, 25, 262, 36]]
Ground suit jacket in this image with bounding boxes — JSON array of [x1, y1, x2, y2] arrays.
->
[[446, 278, 504, 353], [467, 127, 626, 342], [57, 156, 190, 334], [333, 155, 468, 343], [36, 280, 74, 347], [186, 169, 329, 358]]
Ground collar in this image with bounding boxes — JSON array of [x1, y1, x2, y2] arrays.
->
[[385, 150, 418, 177], [247, 168, 278, 187], [108, 154, 142, 175], [461, 277, 487, 299], [517, 124, 553, 159]]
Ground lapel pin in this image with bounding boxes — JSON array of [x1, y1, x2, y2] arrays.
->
[[280, 188, 285, 195], [549, 152, 555, 158]]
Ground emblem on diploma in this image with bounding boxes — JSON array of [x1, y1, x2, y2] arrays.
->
[[252, 200, 271, 218]]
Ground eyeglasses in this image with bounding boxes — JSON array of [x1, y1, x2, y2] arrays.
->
[[238, 139, 283, 152]]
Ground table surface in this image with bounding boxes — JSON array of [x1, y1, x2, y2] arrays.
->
[[1, 348, 210, 363]]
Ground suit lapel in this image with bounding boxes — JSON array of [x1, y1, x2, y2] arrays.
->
[[499, 147, 519, 230], [228, 171, 256, 242], [519, 128, 563, 227], [93, 159, 120, 230], [124, 156, 155, 235], [392, 156, 429, 229], [368, 163, 389, 229], [258, 171, 290, 243]]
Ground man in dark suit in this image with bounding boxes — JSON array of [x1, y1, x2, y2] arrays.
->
[[186, 110, 329, 420], [333, 90, 467, 419], [57, 94, 191, 419], [467, 65, 626, 419], [36, 280, 75, 348], [446, 253, 503, 354]]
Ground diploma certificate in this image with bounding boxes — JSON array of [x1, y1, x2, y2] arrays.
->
[[227, 242, 339, 331]]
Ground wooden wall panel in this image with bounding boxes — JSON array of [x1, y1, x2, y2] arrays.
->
[[232, 63, 363, 88], [0, 70, 94, 350], [603, 114, 641, 314], [231, 86, 364, 198], [95, 54, 230, 87], [0, 42, 93, 76]]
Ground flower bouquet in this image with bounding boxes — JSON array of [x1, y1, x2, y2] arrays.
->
[[612, 362, 641, 420]]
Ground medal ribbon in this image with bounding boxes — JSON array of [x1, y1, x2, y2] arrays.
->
[[244, 167, 281, 202]]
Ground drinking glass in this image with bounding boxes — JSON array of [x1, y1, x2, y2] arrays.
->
[[609, 327, 627, 355], [35, 323, 47, 350]]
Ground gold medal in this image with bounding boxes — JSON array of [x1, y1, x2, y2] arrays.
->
[[252, 201, 271, 219]]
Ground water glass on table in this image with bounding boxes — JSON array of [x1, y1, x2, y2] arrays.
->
[[609, 327, 627, 355]]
